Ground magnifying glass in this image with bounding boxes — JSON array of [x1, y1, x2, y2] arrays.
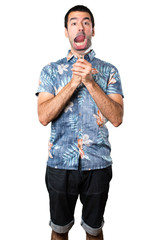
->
[[79, 46, 92, 59]]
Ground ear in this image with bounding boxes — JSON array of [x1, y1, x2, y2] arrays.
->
[[92, 28, 95, 37], [65, 28, 68, 38]]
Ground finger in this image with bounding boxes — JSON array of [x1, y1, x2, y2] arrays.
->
[[72, 71, 83, 76], [73, 62, 86, 68], [72, 71, 84, 78], [71, 65, 85, 72], [72, 63, 92, 73], [71, 68, 84, 73], [77, 58, 91, 66], [72, 65, 91, 72]]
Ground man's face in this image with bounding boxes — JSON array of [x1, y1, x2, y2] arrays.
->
[[65, 11, 95, 54]]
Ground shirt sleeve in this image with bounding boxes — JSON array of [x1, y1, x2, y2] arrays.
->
[[106, 66, 124, 98], [35, 65, 55, 96]]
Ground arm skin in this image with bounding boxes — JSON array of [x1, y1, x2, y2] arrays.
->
[[37, 75, 81, 126], [37, 58, 123, 127], [83, 82, 123, 127], [71, 58, 124, 127]]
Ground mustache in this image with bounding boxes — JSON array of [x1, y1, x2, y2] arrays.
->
[[76, 32, 85, 37], [74, 32, 86, 39]]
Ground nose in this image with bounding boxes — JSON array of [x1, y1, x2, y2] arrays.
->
[[78, 22, 84, 31]]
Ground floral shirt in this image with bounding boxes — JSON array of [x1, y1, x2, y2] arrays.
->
[[36, 50, 123, 170]]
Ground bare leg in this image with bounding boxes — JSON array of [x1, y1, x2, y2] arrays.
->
[[51, 231, 68, 240], [86, 230, 103, 240]]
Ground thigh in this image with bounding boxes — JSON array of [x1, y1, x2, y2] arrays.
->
[[45, 166, 79, 226], [80, 166, 112, 228]]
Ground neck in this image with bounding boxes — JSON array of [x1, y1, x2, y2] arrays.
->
[[71, 47, 92, 59]]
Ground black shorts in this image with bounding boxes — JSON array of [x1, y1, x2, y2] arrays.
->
[[45, 165, 112, 236]]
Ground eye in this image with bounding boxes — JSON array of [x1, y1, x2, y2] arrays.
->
[[84, 21, 90, 25], [71, 22, 77, 26]]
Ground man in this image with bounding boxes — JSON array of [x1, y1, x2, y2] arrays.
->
[[36, 5, 124, 240]]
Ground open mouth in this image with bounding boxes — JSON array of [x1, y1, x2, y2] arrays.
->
[[74, 34, 87, 48]]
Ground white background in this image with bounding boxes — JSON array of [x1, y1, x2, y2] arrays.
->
[[0, 0, 158, 239]]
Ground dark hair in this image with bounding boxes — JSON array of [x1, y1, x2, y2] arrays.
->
[[64, 5, 95, 29]]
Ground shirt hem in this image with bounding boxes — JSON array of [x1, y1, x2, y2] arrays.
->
[[47, 162, 113, 171]]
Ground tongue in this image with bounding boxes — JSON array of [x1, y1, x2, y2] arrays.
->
[[75, 35, 85, 43]]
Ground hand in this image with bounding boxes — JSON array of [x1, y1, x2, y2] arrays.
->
[[71, 72, 82, 87], [71, 59, 93, 84]]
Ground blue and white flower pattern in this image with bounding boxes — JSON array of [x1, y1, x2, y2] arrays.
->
[[58, 64, 69, 75], [36, 50, 123, 170], [64, 101, 74, 112]]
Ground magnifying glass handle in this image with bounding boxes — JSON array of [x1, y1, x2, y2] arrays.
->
[[80, 55, 84, 59]]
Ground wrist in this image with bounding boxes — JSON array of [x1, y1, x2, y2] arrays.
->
[[82, 77, 95, 88], [70, 76, 81, 89]]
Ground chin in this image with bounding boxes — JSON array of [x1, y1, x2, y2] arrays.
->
[[76, 48, 87, 52]]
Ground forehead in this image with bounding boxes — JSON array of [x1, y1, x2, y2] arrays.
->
[[68, 11, 91, 22]]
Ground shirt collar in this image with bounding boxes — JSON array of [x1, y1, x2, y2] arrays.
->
[[66, 49, 96, 62]]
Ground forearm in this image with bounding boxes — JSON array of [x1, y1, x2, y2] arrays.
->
[[38, 80, 79, 126], [84, 80, 123, 127]]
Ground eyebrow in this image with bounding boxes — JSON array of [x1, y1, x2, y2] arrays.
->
[[70, 17, 91, 22]]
